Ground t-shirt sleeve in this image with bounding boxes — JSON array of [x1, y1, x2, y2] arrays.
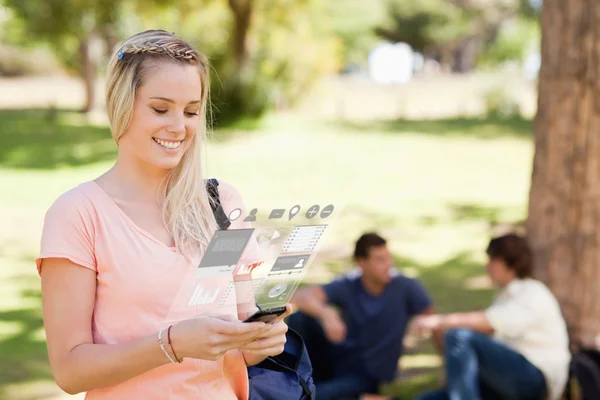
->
[[406, 277, 433, 316], [35, 190, 97, 274], [323, 277, 350, 306]]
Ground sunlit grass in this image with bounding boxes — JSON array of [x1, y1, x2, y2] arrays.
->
[[0, 108, 533, 399]]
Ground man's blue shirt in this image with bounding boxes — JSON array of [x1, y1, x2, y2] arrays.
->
[[323, 270, 432, 382]]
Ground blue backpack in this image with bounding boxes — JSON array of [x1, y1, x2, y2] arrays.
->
[[206, 178, 316, 400]]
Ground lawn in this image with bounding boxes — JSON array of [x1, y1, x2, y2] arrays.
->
[[0, 108, 534, 399]]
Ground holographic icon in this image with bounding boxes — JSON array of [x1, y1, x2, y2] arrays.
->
[[320, 204, 334, 219], [289, 205, 300, 221], [269, 208, 285, 219], [305, 205, 320, 219], [228, 208, 242, 222], [244, 208, 258, 222], [268, 282, 288, 298]]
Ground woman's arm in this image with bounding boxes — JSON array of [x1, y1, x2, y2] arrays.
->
[[41, 258, 176, 394], [41, 257, 269, 395]]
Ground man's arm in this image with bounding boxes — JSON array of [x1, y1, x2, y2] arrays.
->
[[290, 285, 347, 343], [290, 285, 338, 321], [440, 311, 494, 334], [412, 310, 494, 355], [415, 306, 445, 354]]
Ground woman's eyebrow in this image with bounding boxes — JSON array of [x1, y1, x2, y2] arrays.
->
[[150, 96, 201, 105]]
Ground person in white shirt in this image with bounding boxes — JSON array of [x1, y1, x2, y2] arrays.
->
[[413, 233, 571, 400]]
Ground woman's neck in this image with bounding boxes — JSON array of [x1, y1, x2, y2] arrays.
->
[[102, 157, 170, 202]]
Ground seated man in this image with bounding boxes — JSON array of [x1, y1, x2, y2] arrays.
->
[[289, 232, 434, 400], [413, 233, 571, 400]]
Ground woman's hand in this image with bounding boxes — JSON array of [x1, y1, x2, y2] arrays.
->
[[241, 304, 293, 366], [170, 315, 269, 361]]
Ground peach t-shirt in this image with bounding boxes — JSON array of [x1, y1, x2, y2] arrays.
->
[[36, 180, 259, 399]]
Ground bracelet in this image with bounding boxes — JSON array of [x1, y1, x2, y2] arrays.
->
[[167, 325, 181, 363], [158, 328, 178, 364]]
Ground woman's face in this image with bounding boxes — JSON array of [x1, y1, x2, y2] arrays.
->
[[118, 61, 202, 171]]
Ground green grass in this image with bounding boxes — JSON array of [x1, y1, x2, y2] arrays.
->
[[0, 108, 534, 399]]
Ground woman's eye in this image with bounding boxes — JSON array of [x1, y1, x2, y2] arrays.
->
[[185, 111, 199, 117], [152, 108, 168, 114]]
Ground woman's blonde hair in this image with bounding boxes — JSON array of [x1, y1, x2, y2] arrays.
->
[[105, 30, 218, 257]]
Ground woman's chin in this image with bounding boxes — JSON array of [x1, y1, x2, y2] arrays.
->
[[149, 157, 183, 171]]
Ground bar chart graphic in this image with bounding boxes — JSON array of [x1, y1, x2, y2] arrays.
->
[[187, 283, 221, 306]]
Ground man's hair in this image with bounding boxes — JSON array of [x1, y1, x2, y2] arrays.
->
[[486, 233, 533, 278], [354, 232, 386, 260]]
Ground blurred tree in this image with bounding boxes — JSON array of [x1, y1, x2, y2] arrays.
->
[[477, 16, 539, 68], [4, 0, 341, 123], [247, 0, 339, 109], [527, 0, 600, 349], [226, 0, 252, 74], [324, 0, 387, 69], [375, 0, 524, 72], [3, 0, 122, 112], [136, 0, 339, 126], [375, 0, 470, 55]]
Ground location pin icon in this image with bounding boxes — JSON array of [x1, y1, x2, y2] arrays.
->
[[289, 205, 300, 221]]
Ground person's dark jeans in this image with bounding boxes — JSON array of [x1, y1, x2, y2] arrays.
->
[[287, 311, 379, 400], [416, 328, 547, 400]]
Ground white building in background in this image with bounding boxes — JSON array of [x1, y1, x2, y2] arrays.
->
[[368, 42, 417, 84]]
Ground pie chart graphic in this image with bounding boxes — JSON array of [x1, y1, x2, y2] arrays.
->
[[268, 282, 288, 298]]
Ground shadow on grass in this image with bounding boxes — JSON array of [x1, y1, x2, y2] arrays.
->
[[0, 108, 116, 169], [0, 276, 52, 399], [419, 202, 525, 234], [0, 108, 269, 168], [337, 115, 533, 140]]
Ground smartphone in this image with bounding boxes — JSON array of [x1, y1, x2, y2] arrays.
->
[[243, 306, 287, 323]]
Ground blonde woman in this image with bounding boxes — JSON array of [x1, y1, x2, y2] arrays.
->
[[36, 30, 290, 399]]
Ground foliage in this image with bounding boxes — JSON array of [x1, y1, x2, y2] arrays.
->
[[117, 0, 340, 126], [477, 17, 540, 68], [482, 84, 522, 119], [249, 0, 339, 105], [373, 0, 536, 72], [2, 0, 123, 73], [323, 0, 388, 68], [375, 0, 473, 53]]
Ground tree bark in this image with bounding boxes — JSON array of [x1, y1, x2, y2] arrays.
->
[[526, 0, 600, 348], [452, 37, 479, 73], [79, 36, 97, 114], [227, 0, 253, 74]]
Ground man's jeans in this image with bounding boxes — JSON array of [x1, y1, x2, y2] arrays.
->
[[287, 312, 379, 400], [416, 328, 547, 400]]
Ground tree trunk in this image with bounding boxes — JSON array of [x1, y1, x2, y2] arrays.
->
[[227, 0, 253, 75], [79, 36, 97, 114], [452, 37, 479, 73], [526, 0, 600, 349], [103, 28, 119, 60]]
